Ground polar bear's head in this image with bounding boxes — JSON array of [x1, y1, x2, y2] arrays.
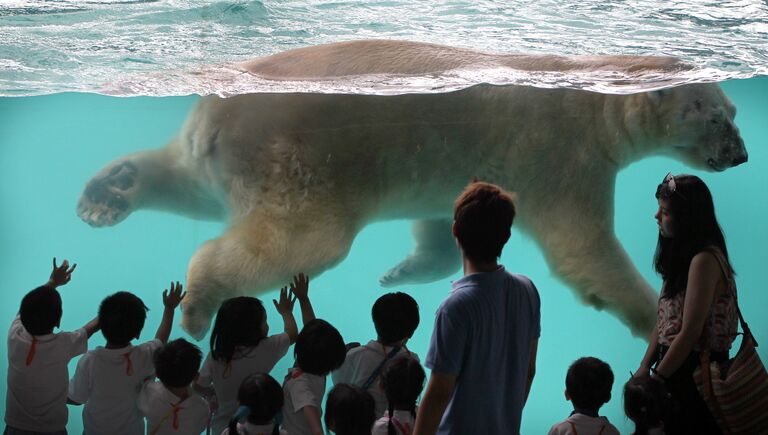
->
[[645, 83, 747, 172]]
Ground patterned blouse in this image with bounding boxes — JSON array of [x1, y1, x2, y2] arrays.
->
[[657, 248, 739, 353]]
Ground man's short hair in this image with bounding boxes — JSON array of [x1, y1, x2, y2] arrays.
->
[[372, 292, 420, 345], [154, 339, 203, 388], [566, 357, 614, 410], [453, 181, 516, 263], [20, 285, 62, 335], [98, 291, 148, 346]]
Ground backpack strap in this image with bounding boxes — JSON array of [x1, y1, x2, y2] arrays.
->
[[362, 346, 401, 390]]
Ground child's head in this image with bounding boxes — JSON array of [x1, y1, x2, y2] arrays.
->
[[210, 296, 268, 363], [372, 292, 420, 345], [153, 338, 202, 388], [380, 357, 426, 414], [99, 291, 148, 346], [294, 319, 346, 376], [565, 357, 614, 412], [324, 384, 376, 435], [453, 181, 516, 263], [624, 376, 670, 435], [228, 373, 283, 435], [20, 285, 62, 335]]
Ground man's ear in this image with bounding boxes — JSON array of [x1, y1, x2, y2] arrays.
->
[[565, 389, 571, 401], [452, 221, 457, 237]]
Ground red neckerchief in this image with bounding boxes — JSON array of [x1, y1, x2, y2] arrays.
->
[[25, 336, 37, 366], [122, 352, 134, 375]]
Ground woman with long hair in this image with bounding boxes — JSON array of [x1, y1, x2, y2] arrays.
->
[[634, 173, 738, 435]]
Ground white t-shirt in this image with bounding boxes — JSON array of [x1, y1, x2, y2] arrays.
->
[[281, 369, 326, 435], [372, 410, 416, 435], [548, 413, 621, 435], [5, 315, 88, 432], [137, 381, 210, 435], [331, 340, 419, 417], [197, 333, 291, 435], [69, 339, 163, 435], [220, 421, 287, 435]]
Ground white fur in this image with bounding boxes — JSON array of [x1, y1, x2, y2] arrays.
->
[[77, 40, 747, 339]]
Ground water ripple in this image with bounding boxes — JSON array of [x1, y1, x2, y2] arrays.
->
[[0, 0, 766, 96]]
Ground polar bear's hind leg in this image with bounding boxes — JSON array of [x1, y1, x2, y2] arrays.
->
[[380, 219, 461, 287]]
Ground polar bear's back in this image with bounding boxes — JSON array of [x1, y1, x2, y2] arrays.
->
[[238, 39, 689, 79]]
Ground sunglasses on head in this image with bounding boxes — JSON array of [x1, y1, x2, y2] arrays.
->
[[657, 172, 687, 200]]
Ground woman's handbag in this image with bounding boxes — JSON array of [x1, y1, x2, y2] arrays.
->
[[693, 250, 768, 435]]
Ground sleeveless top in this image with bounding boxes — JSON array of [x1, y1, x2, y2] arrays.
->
[[657, 247, 738, 352]]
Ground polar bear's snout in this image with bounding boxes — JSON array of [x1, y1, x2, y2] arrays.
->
[[707, 120, 748, 171]]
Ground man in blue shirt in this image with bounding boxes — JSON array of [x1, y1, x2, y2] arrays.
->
[[413, 181, 541, 435]]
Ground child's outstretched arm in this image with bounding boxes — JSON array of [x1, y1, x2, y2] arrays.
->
[[81, 316, 100, 338], [155, 281, 185, 344], [273, 286, 299, 343], [290, 273, 316, 326], [46, 257, 76, 288], [45, 258, 99, 337]]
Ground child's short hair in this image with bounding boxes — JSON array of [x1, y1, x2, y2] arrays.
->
[[453, 181, 515, 263], [624, 376, 671, 435], [294, 319, 346, 376], [20, 285, 62, 335], [324, 383, 376, 435], [372, 292, 420, 345], [381, 357, 425, 412], [153, 339, 202, 388], [209, 296, 268, 363], [566, 357, 614, 411], [99, 291, 148, 346], [228, 373, 284, 435]]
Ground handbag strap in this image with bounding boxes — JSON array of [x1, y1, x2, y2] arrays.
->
[[706, 247, 757, 347]]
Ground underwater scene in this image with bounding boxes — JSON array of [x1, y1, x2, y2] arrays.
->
[[2, 1, 768, 434]]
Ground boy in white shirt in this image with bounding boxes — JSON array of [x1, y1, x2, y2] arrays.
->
[[138, 338, 209, 435], [548, 357, 620, 435], [5, 258, 99, 435], [332, 292, 420, 417], [69, 282, 185, 435], [282, 319, 346, 435]]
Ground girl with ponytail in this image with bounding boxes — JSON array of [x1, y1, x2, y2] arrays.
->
[[195, 278, 301, 435], [222, 373, 285, 435], [372, 357, 426, 435]]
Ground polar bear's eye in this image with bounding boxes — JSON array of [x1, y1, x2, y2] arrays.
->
[[694, 100, 703, 111]]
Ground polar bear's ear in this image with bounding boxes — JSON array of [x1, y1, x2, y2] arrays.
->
[[648, 88, 672, 107]]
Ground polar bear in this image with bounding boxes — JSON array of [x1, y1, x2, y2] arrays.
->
[[77, 40, 747, 340]]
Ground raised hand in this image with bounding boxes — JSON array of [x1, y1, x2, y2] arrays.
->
[[163, 281, 185, 309], [48, 257, 77, 287], [290, 273, 310, 301], [273, 286, 297, 315]]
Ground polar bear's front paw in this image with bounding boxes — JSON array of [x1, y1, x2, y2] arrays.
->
[[77, 161, 138, 227]]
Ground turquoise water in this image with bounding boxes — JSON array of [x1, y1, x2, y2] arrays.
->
[[0, 76, 766, 433]]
